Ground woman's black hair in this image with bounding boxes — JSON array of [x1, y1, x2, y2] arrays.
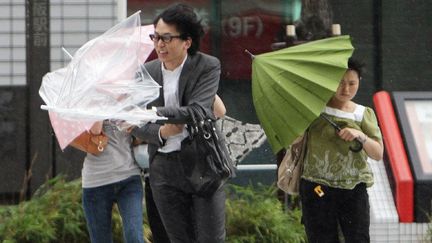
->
[[153, 3, 204, 55], [348, 57, 365, 79]]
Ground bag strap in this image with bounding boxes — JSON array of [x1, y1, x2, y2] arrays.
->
[[187, 105, 207, 135], [292, 128, 309, 170], [186, 107, 198, 139], [194, 105, 215, 140]]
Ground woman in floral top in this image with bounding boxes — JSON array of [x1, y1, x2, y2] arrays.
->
[[300, 58, 384, 243]]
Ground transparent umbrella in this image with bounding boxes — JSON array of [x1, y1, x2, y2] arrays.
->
[[39, 11, 164, 149]]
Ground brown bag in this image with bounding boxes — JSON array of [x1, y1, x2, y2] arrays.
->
[[69, 131, 109, 155], [277, 131, 308, 195]]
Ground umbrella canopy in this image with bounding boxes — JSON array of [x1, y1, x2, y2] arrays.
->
[[39, 11, 163, 149], [251, 35, 354, 153]]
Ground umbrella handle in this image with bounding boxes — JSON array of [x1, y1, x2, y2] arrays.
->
[[320, 114, 363, 152], [349, 139, 363, 152]]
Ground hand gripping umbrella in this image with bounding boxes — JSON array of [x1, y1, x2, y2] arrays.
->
[[39, 11, 164, 150], [249, 35, 354, 153]]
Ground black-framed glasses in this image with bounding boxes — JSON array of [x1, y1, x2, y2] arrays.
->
[[149, 33, 182, 43]]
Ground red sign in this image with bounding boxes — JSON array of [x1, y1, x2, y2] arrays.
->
[[128, 0, 285, 80], [220, 3, 283, 80]]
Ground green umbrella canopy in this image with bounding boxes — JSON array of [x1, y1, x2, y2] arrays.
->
[[251, 35, 354, 154]]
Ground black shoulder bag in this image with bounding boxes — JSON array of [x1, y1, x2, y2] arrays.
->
[[180, 105, 236, 197]]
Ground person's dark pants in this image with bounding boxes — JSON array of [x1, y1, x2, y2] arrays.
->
[[150, 152, 226, 243], [144, 176, 171, 243], [300, 179, 370, 243]]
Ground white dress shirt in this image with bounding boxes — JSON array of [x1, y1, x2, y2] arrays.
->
[[158, 56, 189, 153]]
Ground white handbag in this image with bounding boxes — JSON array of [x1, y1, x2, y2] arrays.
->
[[133, 144, 149, 169]]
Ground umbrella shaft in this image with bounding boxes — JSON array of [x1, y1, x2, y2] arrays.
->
[[320, 114, 341, 131], [320, 114, 363, 152]]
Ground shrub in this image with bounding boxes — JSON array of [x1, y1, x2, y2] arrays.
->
[[0, 177, 307, 242], [0, 176, 151, 243], [0, 176, 88, 243], [226, 184, 307, 243]]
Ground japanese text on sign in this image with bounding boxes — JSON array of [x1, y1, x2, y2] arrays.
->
[[33, 0, 48, 47]]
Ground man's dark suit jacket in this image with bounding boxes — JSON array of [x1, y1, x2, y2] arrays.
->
[[131, 51, 221, 163]]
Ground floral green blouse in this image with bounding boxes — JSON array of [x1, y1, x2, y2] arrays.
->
[[301, 105, 382, 190]]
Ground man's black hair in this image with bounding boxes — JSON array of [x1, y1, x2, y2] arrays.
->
[[348, 57, 365, 79], [153, 3, 204, 55]]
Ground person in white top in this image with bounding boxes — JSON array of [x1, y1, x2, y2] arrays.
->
[[79, 120, 144, 243], [300, 58, 383, 243]]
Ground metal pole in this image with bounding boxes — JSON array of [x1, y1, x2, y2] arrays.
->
[[237, 164, 277, 171]]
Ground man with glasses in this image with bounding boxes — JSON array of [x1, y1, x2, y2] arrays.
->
[[130, 3, 225, 243]]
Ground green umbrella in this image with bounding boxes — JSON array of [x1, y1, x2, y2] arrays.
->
[[251, 35, 354, 154]]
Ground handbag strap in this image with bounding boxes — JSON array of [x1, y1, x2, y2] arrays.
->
[[186, 107, 198, 138], [188, 105, 210, 138], [298, 128, 309, 162]]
